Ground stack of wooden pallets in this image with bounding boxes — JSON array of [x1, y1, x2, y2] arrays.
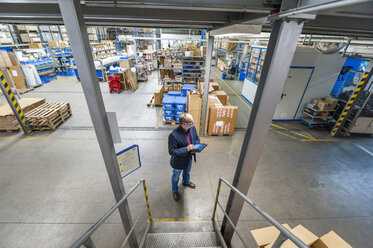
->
[[26, 102, 72, 131]]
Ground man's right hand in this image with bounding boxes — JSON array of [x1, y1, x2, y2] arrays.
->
[[187, 144, 194, 151]]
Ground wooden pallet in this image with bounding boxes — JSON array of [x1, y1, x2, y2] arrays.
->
[[147, 96, 163, 107], [163, 118, 179, 125], [25, 102, 72, 131], [0, 128, 21, 133], [208, 133, 233, 136], [17, 87, 34, 95]]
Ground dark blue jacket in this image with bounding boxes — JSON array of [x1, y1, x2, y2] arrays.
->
[[168, 125, 200, 170]]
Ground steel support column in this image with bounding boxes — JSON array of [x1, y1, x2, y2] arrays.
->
[[200, 33, 214, 136], [220, 17, 307, 244], [57, 1, 138, 247]]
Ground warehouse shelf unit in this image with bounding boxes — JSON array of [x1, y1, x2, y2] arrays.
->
[[158, 55, 205, 84], [300, 105, 339, 128], [0, 24, 15, 45], [246, 46, 266, 84]]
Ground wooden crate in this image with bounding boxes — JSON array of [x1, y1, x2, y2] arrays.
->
[[26, 102, 72, 131]]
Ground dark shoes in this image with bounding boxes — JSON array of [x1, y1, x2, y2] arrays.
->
[[173, 191, 180, 201], [182, 182, 196, 189]]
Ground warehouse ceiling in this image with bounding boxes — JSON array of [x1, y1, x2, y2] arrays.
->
[[0, 0, 373, 37]]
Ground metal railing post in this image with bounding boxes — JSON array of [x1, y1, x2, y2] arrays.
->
[[214, 177, 310, 248], [212, 178, 222, 220], [83, 237, 96, 248], [142, 180, 153, 222]]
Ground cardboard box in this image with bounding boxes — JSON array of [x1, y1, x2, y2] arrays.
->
[[211, 82, 220, 91], [0, 51, 12, 67], [193, 48, 201, 56], [265, 225, 318, 248], [48, 41, 60, 47], [207, 105, 237, 135], [0, 98, 45, 130], [317, 100, 329, 111], [251, 224, 292, 248], [199, 81, 217, 94], [189, 109, 202, 133], [7, 66, 25, 89], [154, 85, 164, 105], [210, 90, 229, 105], [0, 52, 25, 89], [187, 93, 202, 111], [325, 97, 338, 110], [243, 44, 250, 54], [28, 43, 43, 49], [120, 59, 131, 69], [311, 231, 352, 248], [59, 41, 67, 47], [201, 46, 207, 56]]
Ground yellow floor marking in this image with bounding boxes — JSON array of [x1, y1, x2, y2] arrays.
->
[[270, 128, 300, 141], [152, 218, 211, 222], [271, 123, 315, 140], [300, 139, 338, 142], [155, 108, 163, 129], [289, 130, 314, 139], [213, 71, 337, 142], [213, 71, 252, 110]]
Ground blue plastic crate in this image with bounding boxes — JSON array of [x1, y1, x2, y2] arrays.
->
[[182, 85, 196, 96], [40, 75, 50, 84], [183, 84, 196, 89], [67, 68, 75, 76], [239, 72, 246, 81], [163, 115, 174, 121], [175, 110, 184, 116], [175, 115, 180, 122], [174, 96, 187, 111], [163, 109, 175, 116], [162, 95, 176, 110], [168, 91, 181, 96]]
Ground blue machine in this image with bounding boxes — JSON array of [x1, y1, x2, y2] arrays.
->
[[330, 57, 368, 97]]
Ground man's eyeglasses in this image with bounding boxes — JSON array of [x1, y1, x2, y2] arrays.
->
[[187, 120, 194, 124]]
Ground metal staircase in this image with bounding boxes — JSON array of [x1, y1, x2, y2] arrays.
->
[[144, 221, 224, 248], [70, 178, 310, 248]]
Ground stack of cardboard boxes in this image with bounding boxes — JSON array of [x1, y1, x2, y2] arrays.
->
[[251, 223, 352, 248], [185, 79, 238, 135], [187, 93, 202, 133], [28, 43, 44, 49], [308, 97, 339, 117], [0, 51, 26, 89], [48, 41, 68, 47], [0, 98, 45, 131]]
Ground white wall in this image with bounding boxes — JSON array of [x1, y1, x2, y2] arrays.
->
[[241, 46, 346, 119], [295, 50, 346, 118]]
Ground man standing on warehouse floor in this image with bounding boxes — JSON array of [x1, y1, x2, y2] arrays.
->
[[168, 113, 200, 201]]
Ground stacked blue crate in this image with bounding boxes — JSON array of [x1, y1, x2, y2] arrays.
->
[[162, 95, 176, 121], [168, 91, 181, 96], [182, 84, 197, 96], [174, 96, 187, 122]]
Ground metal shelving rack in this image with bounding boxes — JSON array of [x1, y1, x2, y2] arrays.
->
[[158, 55, 205, 85], [246, 46, 266, 84], [50, 46, 74, 76], [300, 106, 339, 128]]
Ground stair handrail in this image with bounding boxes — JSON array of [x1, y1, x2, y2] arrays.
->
[[212, 177, 310, 248], [70, 179, 152, 248]]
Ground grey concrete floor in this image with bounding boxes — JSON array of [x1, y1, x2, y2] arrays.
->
[[0, 68, 372, 248]]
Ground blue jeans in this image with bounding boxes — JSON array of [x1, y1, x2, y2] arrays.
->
[[171, 159, 192, 192]]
